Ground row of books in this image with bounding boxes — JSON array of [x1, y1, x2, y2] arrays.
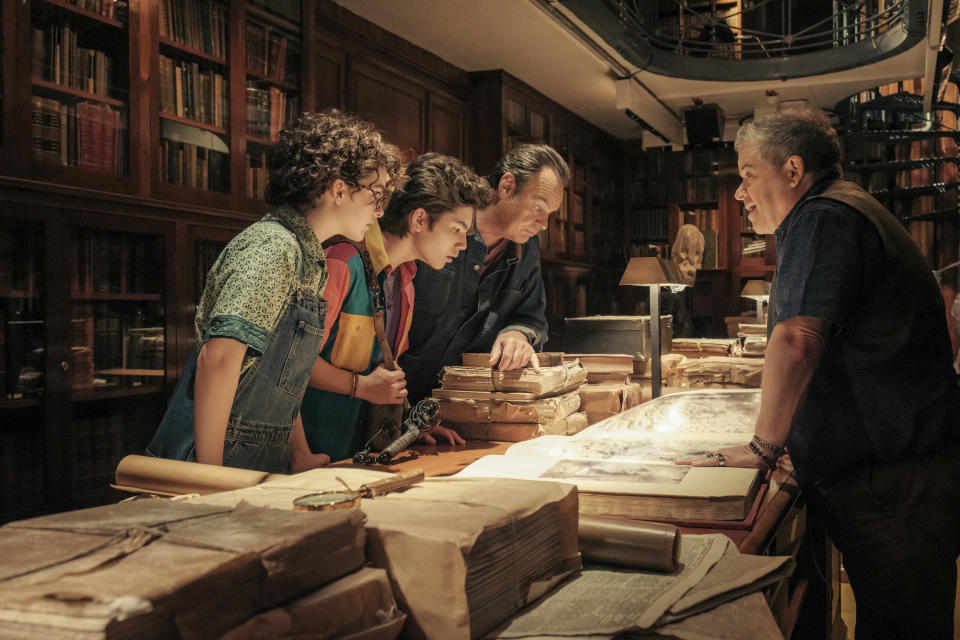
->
[[54, 0, 129, 21], [630, 206, 670, 241], [246, 84, 298, 141], [159, 137, 229, 192], [32, 25, 121, 99], [245, 22, 298, 83], [30, 96, 126, 174], [677, 148, 722, 175], [628, 177, 668, 206], [76, 309, 164, 372], [71, 232, 163, 295], [160, 0, 228, 59], [159, 55, 228, 128], [679, 174, 719, 202], [246, 151, 269, 200]]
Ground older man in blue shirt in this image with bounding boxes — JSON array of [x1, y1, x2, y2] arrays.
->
[[678, 107, 960, 639], [399, 144, 569, 404]]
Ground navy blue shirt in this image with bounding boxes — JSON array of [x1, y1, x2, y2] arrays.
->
[[399, 231, 548, 404], [772, 178, 884, 487]]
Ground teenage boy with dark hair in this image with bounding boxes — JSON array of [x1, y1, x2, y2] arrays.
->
[[399, 144, 569, 404], [300, 152, 493, 461]]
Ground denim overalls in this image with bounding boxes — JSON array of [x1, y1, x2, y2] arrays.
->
[[147, 220, 327, 473]]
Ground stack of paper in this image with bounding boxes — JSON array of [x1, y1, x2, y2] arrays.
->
[[563, 353, 634, 383], [680, 356, 764, 388], [489, 533, 792, 639], [0, 499, 367, 639], [742, 335, 767, 357], [435, 359, 588, 441], [577, 381, 644, 425], [671, 337, 743, 358], [219, 567, 405, 640], [188, 469, 581, 640]]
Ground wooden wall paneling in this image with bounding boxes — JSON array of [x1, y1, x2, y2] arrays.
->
[[0, 0, 19, 174], [42, 207, 72, 515], [350, 59, 425, 157], [131, 0, 153, 197], [467, 72, 505, 177], [311, 36, 346, 111], [228, 0, 247, 213], [427, 91, 465, 159]]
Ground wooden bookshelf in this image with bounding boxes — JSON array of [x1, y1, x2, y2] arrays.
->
[[159, 112, 228, 135], [32, 79, 126, 108], [42, 0, 126, 29], [159, 37, 227, 66]]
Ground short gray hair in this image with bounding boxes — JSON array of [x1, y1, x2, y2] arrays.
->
[[488, 144, 570, 195], [735, 107, 842, 178]]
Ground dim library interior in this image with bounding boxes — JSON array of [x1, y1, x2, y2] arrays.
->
[[1, 1, 960, 639]]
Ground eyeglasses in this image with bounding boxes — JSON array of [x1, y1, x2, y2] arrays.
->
[[358, 183, 392, 210]]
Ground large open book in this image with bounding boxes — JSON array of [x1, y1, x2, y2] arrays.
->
[[457, 454, 762, 521]]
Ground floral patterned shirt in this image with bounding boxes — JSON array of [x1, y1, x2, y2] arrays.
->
[[195, 205, 328, 374]]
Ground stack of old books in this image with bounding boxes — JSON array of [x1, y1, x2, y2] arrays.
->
[[189, 468, 581, 640], [434, 355, 588, 441], [0, 498, 397, 639], [457, 389, 765, 523], [671, 338, 742, 359], [680, 356, 764, 388], [565, 353, 644, 426]]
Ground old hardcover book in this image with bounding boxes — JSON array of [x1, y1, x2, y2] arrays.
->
[[449, 411, 588, 441], [190, 470, 581, 640], [681, 356, 764, 388], [574, 389, 760, 439], [577, 382, 643, 415], [439, 360, 586, 397], [671, 338, 743, 357], [506, 432, 749, 465], [0, 500, 366, 639], [437, 389, 580, 424], [457, 454, 761, 522], [562, 353, 634, 381], [219, 568, 405, 640]]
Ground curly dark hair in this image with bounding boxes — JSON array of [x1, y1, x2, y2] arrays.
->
[[264, 109, 403, 211], [379, 153, 493, 238]]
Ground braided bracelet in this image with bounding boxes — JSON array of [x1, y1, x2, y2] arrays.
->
[[349, 372, 360, 399], [748, 440, 778, 471], [752, 434, 787, 456]]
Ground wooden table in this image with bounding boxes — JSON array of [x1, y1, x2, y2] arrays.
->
[[335, 440, 837, 640]]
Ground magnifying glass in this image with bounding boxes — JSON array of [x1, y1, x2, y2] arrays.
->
[[292, 468, 425, 511]]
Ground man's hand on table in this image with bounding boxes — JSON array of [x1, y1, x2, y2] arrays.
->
[[675, 444, 763, 469], [488, 330, 540, 371]]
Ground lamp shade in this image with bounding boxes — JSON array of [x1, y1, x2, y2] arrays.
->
[[620, 257, 688, 287], [740, 279, 771, 299]]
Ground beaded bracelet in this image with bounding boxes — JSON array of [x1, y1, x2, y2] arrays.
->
[[752, 434, 787, 456], [748, 440, 778, 471], [349, 372, 359, 399]]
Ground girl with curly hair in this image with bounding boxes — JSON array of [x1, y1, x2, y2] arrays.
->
[[147, 110, 402, 473]]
